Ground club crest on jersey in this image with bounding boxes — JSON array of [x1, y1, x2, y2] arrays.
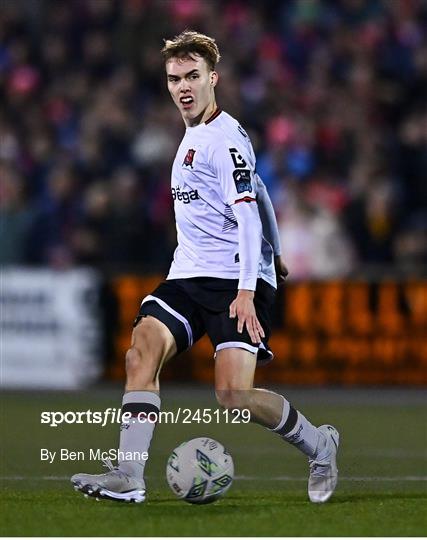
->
[[183, 149, 196, 168]]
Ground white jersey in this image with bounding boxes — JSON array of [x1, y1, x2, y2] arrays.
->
[[167, 109, 276, 289]]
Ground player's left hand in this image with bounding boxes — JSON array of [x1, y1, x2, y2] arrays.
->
[[229, 290, 265, 344], [274, 255, 289, 286]]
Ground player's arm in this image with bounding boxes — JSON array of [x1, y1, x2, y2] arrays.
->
[[229, 199, 265, 344], [210, 143, 265, 344], [255, 173, 288, 285]]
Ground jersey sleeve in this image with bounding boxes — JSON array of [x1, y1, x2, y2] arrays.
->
[[232, 201, 263, 290], [255, 173, 282, 256], [209, 141, 257, 206]]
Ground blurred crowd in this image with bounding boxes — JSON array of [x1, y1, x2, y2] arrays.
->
[[1, 0, 426, 277]]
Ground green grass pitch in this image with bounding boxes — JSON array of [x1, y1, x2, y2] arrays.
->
[[1, 385, 426, 536]]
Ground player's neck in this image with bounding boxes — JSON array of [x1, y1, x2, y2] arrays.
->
[[184, 100, 218, 128]]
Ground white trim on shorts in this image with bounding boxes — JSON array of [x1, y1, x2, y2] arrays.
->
[[141, 295, 193, 347], [214, 341, 274, 363], [215, 341, 258, 356]]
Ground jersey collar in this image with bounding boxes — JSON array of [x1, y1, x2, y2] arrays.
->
[[204, 107, 222, 125], [185, 108, 222, 132]]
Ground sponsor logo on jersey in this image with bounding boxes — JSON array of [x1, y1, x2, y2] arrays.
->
[[228, 148, 252, 193], [171, 186, 200, 204], [183, 148, 196, 168], [228, 147, 247, 168]]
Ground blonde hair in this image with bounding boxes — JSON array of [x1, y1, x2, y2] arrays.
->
[[161, 30, 221, 71]]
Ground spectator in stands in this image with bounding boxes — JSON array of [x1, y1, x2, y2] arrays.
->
[[0, 163, 35, 264], [0, 0, 425, 276]]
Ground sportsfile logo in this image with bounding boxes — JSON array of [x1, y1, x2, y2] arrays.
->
[[41, 408, 251, 427], [171, 186, 200, 204]]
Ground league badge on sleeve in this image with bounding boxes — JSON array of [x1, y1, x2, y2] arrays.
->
[[233, 169, 252, 193]]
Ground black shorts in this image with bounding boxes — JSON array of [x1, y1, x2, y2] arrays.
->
[[134, 277, 276, 364]]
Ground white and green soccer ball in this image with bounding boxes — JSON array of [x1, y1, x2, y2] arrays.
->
[[166, 437, 234, 504]]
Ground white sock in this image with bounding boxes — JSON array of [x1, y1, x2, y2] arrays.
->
[[118, 391, 160, 479], [271, 397, 326, 459]]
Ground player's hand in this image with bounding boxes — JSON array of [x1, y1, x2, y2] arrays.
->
[[274, 255, 289, 286], [229, 289, 265, 344]]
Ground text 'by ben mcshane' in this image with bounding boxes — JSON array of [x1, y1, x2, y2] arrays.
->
[[40, 448, 148, 463]]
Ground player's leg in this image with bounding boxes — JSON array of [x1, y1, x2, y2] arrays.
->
[[117, 315, 176, 479], [125, 315, 177, 392], [214, 348, 283, 425], [71, 280, 200, 502], [215, 348, 326, 454], [214, 347, 339, 503], [71, 316, 176, 502]]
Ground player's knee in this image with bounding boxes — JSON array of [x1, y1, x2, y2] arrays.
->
[[125, 339, 153, 378], [125, 346, 146, 377], [125, 343, 161, 391], [125, 345, 160, 391], [215, 389, 248, 411]]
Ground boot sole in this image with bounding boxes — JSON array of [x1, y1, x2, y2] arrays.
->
[[72, 480, 146, 503]]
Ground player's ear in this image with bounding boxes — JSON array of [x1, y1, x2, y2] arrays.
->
[[210, 71, 218, 87]]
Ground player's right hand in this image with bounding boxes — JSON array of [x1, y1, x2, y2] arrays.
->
[[229, 290, 265, 344]]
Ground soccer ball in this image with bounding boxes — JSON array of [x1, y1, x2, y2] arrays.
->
[[166, 437, 234, 504]]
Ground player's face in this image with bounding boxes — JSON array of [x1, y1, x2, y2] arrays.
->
[[166, 55, 217, 126]]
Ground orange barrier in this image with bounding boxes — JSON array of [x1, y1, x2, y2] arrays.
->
[[111, 276, 427, 385]]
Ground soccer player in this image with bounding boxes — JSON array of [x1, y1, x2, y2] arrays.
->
[[71, 31, 339, 504]]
